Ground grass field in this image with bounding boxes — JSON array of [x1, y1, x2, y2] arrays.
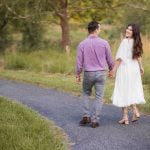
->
[[0, 97, 69, 150]]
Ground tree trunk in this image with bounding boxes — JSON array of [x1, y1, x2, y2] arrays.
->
[[59, 0, 70, 54], [60, 14, 70, 54]]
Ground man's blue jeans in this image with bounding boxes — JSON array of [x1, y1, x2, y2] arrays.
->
[[82, 71, 106, 123]]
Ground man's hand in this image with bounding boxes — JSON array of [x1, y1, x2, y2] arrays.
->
[[109, 69, 116, 78], [109, 59, 121, 78], [76, 76, 81, 83]]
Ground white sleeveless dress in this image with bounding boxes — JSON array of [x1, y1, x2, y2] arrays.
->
[[111, 38, 146, 107]]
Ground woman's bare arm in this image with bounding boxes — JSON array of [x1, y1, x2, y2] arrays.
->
[[137, 57, 144, 75]]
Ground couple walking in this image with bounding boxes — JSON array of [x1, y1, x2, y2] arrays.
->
[[76, 21, 146, 128]]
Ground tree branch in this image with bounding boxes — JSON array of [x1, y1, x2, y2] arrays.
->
[[0, 19, 7, 30], [4, 3, 42, 22], [126, 3, 150, 12]]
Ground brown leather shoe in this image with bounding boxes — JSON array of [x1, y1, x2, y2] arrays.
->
[[79, 117, 91, 126], [91, 122, 99, 128]]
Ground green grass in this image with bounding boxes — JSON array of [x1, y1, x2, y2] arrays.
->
[[0, 70, 149, 114], [0, 70, 81, 96], [0, 97, 69, 150]]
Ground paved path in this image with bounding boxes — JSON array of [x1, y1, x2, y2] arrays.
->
[[0, 79, 150, 150]]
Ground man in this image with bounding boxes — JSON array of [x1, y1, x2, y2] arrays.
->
[[76, 21, 114, 128]]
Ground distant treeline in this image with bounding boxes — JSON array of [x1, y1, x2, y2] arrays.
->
[[0, 0, 150, 52]]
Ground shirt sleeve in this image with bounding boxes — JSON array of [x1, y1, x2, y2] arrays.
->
[[116, 39, 127, 63], [76, 43, 84, 76], [105, 41, 114, 70]]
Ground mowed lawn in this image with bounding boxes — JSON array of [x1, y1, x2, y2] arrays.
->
[[0, 97, 69, 150]]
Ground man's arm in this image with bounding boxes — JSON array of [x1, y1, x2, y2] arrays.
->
[[109, 59, 122, 77], [105, 41, 114, 71], [76, 44, 84, 82]]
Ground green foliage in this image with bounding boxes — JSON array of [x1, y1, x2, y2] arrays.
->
[[21, 22, 45, 51], [0, 28, 12, 52], [0, 0, 128, 51], [111, 0, 150, 35], [0, 0, 150, 51], [0, 0, 46, 51]]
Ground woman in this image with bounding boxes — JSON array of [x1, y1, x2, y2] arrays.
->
[[111, 24, 146, 125]]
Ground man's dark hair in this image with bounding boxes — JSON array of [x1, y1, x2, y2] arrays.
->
[[88, 21, 100, 33]]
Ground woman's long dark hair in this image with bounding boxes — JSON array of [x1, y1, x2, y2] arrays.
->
[[127, 24, 143, 59]]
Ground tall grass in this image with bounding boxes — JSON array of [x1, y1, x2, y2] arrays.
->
[[4, 50, 76, 74], [142, 36, 150, 86]]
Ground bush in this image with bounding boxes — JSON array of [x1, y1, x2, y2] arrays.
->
[[21, 22, 45, 51], [4, 53, 28, 70]]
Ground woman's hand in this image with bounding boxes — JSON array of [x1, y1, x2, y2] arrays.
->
[[140, 67, 144, 75], [137, 57, 144, 75]]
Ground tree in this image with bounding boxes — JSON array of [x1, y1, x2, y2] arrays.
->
[[0, 0, 45, 51], [114, 0, 150, 35], [125, 0, 150, 35], [41, 0, 121, 52]]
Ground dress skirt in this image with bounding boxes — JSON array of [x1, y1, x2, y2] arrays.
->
[[111, 59, 145, 107]]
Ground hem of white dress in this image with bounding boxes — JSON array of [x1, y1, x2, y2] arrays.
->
[[112, 101, 146, 107]]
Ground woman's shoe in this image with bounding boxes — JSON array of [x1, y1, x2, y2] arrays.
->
[[132, 113, 140, 122], [118, 118, 129, 125], [131, 105, 140, 122]]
